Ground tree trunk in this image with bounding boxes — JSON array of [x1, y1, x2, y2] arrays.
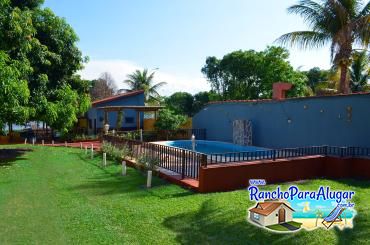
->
[[339, 63, 350, 94]]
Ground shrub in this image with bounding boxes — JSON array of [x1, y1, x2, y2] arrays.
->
[[101, 141, 130, 162], [137, 154, 160, 171], [154, 109, 187, 131]]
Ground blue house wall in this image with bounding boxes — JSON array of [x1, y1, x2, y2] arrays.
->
[[193, 94, 370, 148], [87, 92, 145, 134]]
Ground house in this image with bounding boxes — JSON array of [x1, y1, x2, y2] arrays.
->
[[87, 90, 145, 134], [249, 200, 295, 226]]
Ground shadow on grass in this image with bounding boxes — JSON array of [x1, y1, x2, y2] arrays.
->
[[162, 199, 324, 245], [0, 148, 31, 166], [68, 152, 173, 196]]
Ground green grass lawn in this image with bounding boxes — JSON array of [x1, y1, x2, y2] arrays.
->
[[0, 146, 369, 244]]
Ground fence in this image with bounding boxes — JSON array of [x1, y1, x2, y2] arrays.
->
[[207, 146, 370, 165], [103, 134, 370, 180], [103, 135, 206, 179], [110, 128, 206, 142]]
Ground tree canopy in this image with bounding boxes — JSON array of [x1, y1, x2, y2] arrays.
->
[[90, 72, 117, 101], [277, 0, 370, 94], [201, 46, 309, 100], [0, 0, 90, 132]]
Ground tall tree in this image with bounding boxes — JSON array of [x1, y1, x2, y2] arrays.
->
[[90, 72, 117, 101], [350, 51, 369, 92], [202, 46, 309, 100], [277, 0, 370, 94], [123, 69, 167, 103], [0, 0, 90, 133], [0, 51, 30, 131], [165, 92, 194, 117]]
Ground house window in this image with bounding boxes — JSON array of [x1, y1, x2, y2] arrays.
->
[[125, 117, 134, 124], [253, 213, 260, 220]]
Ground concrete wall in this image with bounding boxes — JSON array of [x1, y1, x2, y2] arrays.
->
[[193, 94, 370, 148], [87, 93, 145, 134], [198, 156, 370, 192]]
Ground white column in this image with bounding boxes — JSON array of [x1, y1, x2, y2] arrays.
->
[[91, 144, 94, 159], [103, 153, 107, 167], [122, 161, 127, 176], [147, 170, 152, 188]]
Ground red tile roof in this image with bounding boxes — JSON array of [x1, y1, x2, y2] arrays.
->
[[249, 202, 294, 216], [207, 92, 370, 105], [92, 90, 144, 106]]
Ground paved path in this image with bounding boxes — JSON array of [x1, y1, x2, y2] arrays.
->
[[280, 222, 300, 231]]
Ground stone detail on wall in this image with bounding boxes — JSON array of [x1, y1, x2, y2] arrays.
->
[[233, 120, 252, 146]]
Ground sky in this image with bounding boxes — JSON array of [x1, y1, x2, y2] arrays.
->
[[44, 0, 334, 96]]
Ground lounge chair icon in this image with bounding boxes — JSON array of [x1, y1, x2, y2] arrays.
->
[[322, 205, 346, 229]]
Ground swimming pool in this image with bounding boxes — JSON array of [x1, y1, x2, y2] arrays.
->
[[154, 140, 266, 154]]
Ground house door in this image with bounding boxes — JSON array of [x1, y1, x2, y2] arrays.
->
[[278, 208, 286, 223]]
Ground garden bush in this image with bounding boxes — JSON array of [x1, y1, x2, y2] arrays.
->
[[101, 141, 130, 162]]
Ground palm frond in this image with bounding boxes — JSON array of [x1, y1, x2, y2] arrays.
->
[[276, 31, 330, 49], [288, 0, 326, 27], [358, 0, 370, 17]]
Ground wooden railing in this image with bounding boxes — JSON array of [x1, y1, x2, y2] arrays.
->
[[206, 146, 370, 166], [103, 135, 207, 179], [103, 135, 370, 180]]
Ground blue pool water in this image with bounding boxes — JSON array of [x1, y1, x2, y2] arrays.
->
[[154, 140, 266, 154]]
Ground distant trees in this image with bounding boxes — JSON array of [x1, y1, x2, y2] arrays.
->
[[304, 67, 330, 91], [164, 91, 218, 117], [350, 51, 369, 92], [277, 0, 370, 94], [90, 72, 117, 101], [201, 46, 309, 100], [124, 69, 167, 104], [0, 0, 90, 133]]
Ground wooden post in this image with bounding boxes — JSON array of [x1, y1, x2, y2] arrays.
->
[[103, 153, 107, 167], [42, 140, 44, 146], [52, 140, 54, 146], [80, 142, 83, 149], [32, 138, 35, 146], [201, 154, 207, 167], [122, 160, 127, 176], [136, 111, 140, 130], [147, 170, 152, 188], [65, 141, 67, 147], [85, 145, 88, 154], [91, 144, 94, 159], [104, 111, 108, 125], [181, 150, 186, 179], [24, 138, 27, 145]]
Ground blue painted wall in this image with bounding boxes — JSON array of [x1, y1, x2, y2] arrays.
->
[[193, 94, 370, 148], [87, 92, 145, 134]]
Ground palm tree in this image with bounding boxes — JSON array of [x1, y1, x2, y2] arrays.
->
[[350, 51, 369, 92], [123, 69, 167, 103], [277, 0, 370, 94]]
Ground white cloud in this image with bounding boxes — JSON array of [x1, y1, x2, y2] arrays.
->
[[79, 59, 210, 96]]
